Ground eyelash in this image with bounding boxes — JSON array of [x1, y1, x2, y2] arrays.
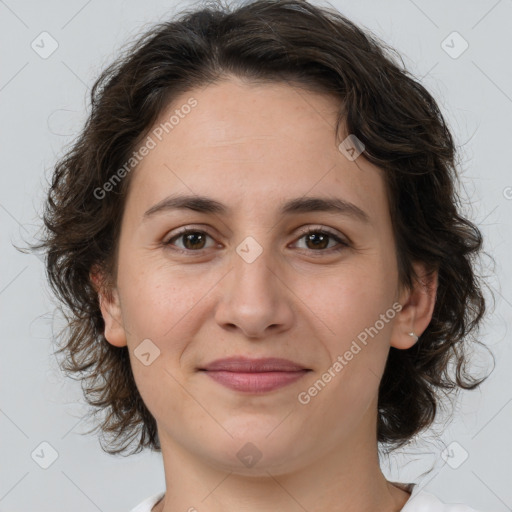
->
[[162, 226, 350, 255]]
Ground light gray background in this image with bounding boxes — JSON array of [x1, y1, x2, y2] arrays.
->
[[1, 0, 511, 510]]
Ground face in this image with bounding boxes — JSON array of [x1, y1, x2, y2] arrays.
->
[[98, 77, 434, 475]]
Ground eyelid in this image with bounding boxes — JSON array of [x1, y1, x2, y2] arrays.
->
[[294, 224, 349, 243]]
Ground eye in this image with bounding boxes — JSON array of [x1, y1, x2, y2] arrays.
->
[[162, 226, 350, 254], [163, 228, 216, 253], [292, 227, 349, 254]]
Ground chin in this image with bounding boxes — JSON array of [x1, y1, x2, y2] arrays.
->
[[196, 426, 304, 475]]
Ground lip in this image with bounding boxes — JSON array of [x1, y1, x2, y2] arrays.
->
[[203, 370, 309, 393], [199, 357, 311, 393], [200, 357, 309, 372]]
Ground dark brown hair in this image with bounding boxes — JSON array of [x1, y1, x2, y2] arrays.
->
[[30, 0, 493, 455]]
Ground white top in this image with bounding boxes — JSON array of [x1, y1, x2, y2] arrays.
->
[[129, 482, 482, 512]]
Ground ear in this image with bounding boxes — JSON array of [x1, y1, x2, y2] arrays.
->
[[90, 268, 127, 348], [390, 261, 438, 350]]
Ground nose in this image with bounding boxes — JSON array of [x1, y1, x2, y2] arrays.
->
[[214, 241, 295, 339]]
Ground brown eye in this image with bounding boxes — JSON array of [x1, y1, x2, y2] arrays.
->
[[164, 229, 215, 252], [162, 226, 349, 255], [293, 228, 349, 253]]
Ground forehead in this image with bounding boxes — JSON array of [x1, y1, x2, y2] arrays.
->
[[125, 78, 389, 224]]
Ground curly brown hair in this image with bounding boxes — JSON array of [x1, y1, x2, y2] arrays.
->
[[30, 0, 493, 456]]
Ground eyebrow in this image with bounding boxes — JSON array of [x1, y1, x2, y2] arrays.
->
[[143, 194, 371, 224]]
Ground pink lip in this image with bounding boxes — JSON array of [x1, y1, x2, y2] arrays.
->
[[199, 357, 311, 393], [203, 370, 309, 392], [200, 356, 309, 372]]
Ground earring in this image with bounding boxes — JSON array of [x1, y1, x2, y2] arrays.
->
[[408, 332, 419, 342]]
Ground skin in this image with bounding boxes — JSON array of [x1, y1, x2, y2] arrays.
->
[[94, 77, 437, 512]]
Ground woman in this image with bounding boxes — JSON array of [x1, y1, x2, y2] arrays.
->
[[34, 0, 491, 510]]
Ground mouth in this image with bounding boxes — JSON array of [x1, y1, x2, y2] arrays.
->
[[200, 369, 311, 393], [198, 357, 312, 393], [199, 356, 310, 372]]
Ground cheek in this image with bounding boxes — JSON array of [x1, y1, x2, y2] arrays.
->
[[119, 262, 206, 418], [294, 254, 397, 342], [296, 257, 397, 412], [117, 252, 207, 339]]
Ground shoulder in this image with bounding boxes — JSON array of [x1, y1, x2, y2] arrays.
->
[[129, 491, 165, 512], [400, 485, 483, 512]]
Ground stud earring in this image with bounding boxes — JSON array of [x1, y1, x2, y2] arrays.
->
[[408, 332, 419, 342]]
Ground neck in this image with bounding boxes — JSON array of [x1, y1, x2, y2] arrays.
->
[[153, 407, 411, 512]]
